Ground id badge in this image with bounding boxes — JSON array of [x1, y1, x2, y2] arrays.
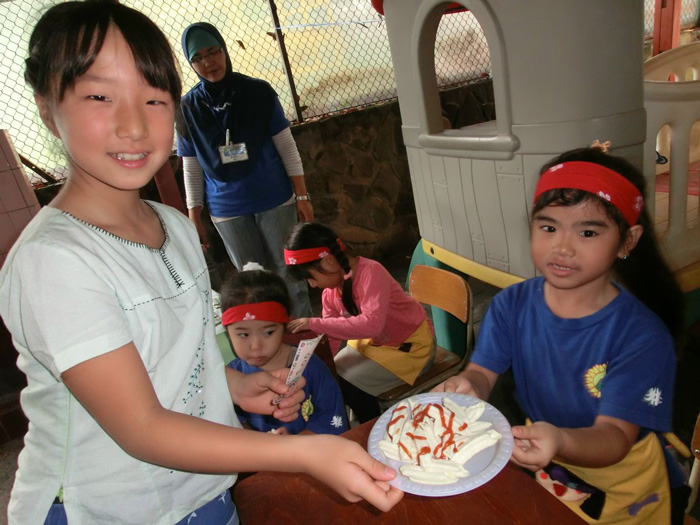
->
[[219, 142, 249, 164]]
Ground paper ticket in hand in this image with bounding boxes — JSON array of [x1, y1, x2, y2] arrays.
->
[[273, 334, 323, 405]]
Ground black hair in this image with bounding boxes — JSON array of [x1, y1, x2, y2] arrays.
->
[[25, 0, 181, 111], [284, 222, 359, 316], [220, 267, 291, 317], [534, 147, 685, 344]]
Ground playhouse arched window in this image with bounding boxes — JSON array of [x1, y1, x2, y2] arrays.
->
[[433, 6, 493, 131]]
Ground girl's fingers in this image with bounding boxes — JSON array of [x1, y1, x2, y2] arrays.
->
[[431, 382, 447, 392], [350, 477, 404, 512], [374, 480, 391, 491], [509, 454, 538, 471], [366, 485, 404, 513], [361, 457, 398, 482], [511, 425, 535, 441], [339, 458, 404, 511]]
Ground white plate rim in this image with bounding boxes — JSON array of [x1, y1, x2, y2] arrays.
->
[[367, 392, 514, 497]]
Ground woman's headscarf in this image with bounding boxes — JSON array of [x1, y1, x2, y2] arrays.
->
[[181, 22, 234, 103], [179, 22, 280, 179]]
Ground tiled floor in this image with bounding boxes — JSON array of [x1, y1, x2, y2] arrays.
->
[[653, 190, 699, 234]]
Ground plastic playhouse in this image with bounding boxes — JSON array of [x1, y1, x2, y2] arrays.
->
[[377, 0, 699, 322]]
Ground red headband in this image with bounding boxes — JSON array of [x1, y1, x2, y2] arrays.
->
[[284, 238, 345, 265], [534, 161, 643, 225], [221, 301, 290, 326]]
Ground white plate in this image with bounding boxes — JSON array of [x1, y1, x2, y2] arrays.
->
[[367, 392, 514, 497]]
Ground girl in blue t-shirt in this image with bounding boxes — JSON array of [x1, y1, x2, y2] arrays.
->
[[222, 263, 348, 435], [435, 144, 686, 524]]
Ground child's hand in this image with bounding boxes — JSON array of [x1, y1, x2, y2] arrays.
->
[[510, 422, 562, 471], [268, 427, 289, 435], [230, 369, 307, 422], [302, 435, 404, 512], [287, 318, 311, 333], [431, 375, 477, 397]]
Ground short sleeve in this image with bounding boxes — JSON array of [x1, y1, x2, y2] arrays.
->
[[598, 324, 675, 431], [177, 128, 196, 158], [177, 95, 197, 157], [303, 356, 348, 435], [469, 290, 514, 375], [268, 97, 290, 136], [11, 242, 132, 379]]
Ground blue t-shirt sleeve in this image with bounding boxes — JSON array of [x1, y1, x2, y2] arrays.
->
[[269, 97, 290, 136], [177, 94, 197, 157], [177, 130, 196, 157], [302, 356, 348, 435], [597, 317, 676, 432], [469, 289, 514, 375]]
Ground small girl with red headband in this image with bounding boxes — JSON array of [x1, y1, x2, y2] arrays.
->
[[221, 263, 348, 435], [435, 145, 686, 524], [283, 222, 436, 423]]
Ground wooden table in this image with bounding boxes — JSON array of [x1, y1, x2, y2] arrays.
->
[[233, 419, 586, 524]]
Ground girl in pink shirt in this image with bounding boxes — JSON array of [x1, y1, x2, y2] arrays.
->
[[285, 222, 435, 422]]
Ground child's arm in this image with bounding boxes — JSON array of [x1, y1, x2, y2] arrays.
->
[[306, 269, 392, 340], [62, 342, 403, 511], [432, 363, 499, 400], [510, 416, 639, 471], [288, 289, 341, 334], [224, 367, 306, 422]]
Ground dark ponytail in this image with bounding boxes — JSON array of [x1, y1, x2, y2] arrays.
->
[[535, 147, 685, 345], [285, 222, 359, 316]]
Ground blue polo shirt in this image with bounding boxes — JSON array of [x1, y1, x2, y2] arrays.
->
[[177, 75, 294, 217]]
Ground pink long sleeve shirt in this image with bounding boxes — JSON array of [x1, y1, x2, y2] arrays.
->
[[308, 257, 426, 354]]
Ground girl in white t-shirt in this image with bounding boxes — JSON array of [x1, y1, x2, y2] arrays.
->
[[0, 2, 402, 524]]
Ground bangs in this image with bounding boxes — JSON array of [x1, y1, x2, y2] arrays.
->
[[532, 188, 626, 229], [29, 6, 111, 100], [112, 8, 181, 107], [533, 188, 591, 213], [28, 2, 180, 107], [285, 262, 316, 282]]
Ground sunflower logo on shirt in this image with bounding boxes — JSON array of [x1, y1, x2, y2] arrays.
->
[[583, 363, 607, 398], [301, 396, 314, 421]]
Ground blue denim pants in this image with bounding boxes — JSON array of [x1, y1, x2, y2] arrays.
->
[[213, 202, 312, 317], [44, 489, 238, 524]]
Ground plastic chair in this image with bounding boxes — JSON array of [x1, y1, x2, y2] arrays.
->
[[377, 264, 473, 410]]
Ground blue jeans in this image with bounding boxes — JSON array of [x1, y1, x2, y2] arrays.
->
[[213, 203, 312, 317], [44, 490, 239, 524]]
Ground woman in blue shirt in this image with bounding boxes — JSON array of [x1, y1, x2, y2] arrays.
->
[[178, 22, 312, 317]]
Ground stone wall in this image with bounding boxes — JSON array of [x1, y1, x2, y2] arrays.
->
[[290, 77, 495, 260], [292, 101, 416, 259]]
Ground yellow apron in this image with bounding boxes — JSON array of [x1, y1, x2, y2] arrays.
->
[[346, 319, 434, 385], [535, 432, 670, 524]]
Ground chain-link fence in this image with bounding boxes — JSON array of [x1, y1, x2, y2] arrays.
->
[[5, 1, 698, 187], [644, 0, 700, 37], [0, 0, 489, 187]]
